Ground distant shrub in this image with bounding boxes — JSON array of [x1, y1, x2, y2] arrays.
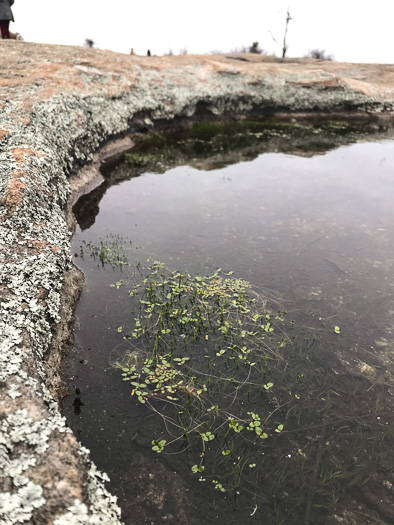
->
[[249, 41, 263, 54], [84, 38, 95, 48], [230, 42, 266, 55], [305, 49, 334, 60]]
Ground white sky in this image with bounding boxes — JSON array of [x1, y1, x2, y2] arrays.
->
[[11, 1, 394, 64]]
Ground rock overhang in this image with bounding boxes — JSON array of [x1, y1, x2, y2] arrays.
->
[[1, 41, 394, 523]]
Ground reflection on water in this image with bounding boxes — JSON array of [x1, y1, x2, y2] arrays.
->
[[64, 124, 394, 524]]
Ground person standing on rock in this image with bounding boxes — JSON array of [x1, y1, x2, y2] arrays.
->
[[0, 0, 16, 39]]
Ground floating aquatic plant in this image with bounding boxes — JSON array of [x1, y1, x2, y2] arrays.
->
[[105, 256, 393, 521], [115, 260, 289, 494]]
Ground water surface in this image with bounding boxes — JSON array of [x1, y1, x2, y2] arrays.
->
[[64, 125, 394, 524]]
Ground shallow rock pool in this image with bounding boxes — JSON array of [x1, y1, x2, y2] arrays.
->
[[64, 123, 394, 524]]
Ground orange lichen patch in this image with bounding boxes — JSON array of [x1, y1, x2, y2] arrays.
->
[[9, 146, 43, 167], [28, 431, 85, 503], [3, 170, 27, 214], [4, 111, 31, 127], [0, 128, 8, 140], [31, 240, 61, 254], [286, 78, 342, 89], [20, 114, 31, 126], [342, 78, 379, 98], [36, 287, 49, 301]]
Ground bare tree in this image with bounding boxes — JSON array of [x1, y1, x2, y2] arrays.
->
[[282, 8, 292, 58], [269, 7, 292, 58]]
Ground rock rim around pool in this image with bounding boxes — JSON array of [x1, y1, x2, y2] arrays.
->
[[1, 40, 394, 523]]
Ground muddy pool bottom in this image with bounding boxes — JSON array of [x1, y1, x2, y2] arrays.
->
[[64, 122, 394, 525]]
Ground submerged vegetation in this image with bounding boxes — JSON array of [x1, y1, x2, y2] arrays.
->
[[115, 259, 288, 495], [86, 252, 393, 522], [78, 234, 131, 269]]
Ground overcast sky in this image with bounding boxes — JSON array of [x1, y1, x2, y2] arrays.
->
[[11, 1, 394, 64]]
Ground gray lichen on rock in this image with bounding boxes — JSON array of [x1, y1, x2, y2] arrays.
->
[[1, 91, 124, 525]]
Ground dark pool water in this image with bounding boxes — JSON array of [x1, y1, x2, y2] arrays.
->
[[64, 127, 394, 525]]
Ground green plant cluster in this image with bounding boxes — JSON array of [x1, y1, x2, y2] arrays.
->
[[79, 234, 131, 269], [106, 254, 393, 521], [116, 261, 288, 494]]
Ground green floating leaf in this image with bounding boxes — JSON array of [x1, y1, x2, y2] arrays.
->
[[191, 464, 205, 473], [206, 405, 218, 413], [151, 439, 166, 453], [212, 480, 225, 492], [229, 420, 244, 433]]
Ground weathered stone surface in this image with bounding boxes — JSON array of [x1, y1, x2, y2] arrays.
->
[[1, 40, 394, 523]]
